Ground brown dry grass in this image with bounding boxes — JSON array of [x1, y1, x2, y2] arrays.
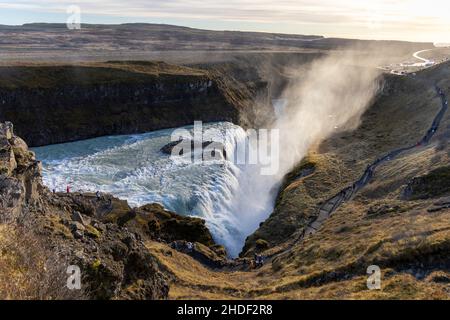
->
[[0, 223, 86, 300]]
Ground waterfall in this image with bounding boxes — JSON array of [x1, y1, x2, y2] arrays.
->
[[34, 122, 276, 257]]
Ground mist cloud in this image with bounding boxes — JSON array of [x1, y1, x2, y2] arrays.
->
[[275, 52, 382, 173]]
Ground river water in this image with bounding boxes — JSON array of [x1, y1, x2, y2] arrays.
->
[[34, 122, 266, 256], [34, 101, 288, 257]]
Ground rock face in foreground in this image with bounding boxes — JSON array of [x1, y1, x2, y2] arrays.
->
[[0, 122, 171, 299], [0, 122, 43, 222]]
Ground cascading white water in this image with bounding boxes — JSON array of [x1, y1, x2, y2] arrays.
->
[[34, 122, 272, 257]]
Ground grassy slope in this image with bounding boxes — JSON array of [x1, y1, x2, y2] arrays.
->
[[262, 62, 450, 297], [0, 61, 207, 89]]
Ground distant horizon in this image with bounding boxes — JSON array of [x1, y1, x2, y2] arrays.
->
[[0, 21, 444, 46], [0, 1, 449, 44]]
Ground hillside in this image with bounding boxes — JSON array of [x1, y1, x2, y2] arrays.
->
[[0, 121, 230, 299], [0, 23, 433, 64]]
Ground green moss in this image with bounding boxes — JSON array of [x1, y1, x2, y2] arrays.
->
[[0, 166, 8, 175], [255, 239, 270, 251], [0, 64, 207, 90], [148, 220, 161, 233], [211, 245, 227, 258], [85, 225, 101, 239], [102, 199, 132, 223], [282, 157, 316, 188], [43, 215, 73, 239], [91, 259, 101, 271]]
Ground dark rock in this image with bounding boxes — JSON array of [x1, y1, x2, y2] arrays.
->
[[170, 240, 230, 269], [367, 205, 400, 218], [72, 211, 85, 225], [403, 166, 450, 200], [140, 204, 216, 246], [70, 221, 85, 232], [255, 239, 270, 251], [101, 202, 217, 248], [73, 230, 84, 239], [160, 139, 227, 160], [430, 274, 450, 283]]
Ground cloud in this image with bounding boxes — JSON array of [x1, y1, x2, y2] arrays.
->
[[0, 0, 449, 42]]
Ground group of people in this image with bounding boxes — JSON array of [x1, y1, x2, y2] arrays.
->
[[252, 253, 265, 268], [52, 184, 103, 201], [171, 241, 195, 253], [51, 185, 71, 194]]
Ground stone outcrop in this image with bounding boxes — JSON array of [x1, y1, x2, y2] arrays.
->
[[0, 122, 43, 222], [0, 122, 170, 299], [160, 139, 228, 160], [403, 165, 450, 200], [83, 196, 217, 248]]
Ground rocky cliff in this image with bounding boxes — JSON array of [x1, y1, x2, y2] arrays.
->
[[0, 62, 251, 147]]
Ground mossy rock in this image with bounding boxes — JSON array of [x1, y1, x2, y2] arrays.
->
[[255, 239, 270, 251], [102, 199, 132, 223], [404, 165, 450, 199], [137, 204, 215, 246], [148, 219, 161, 233], [91, 258, 102, 271], [43, 215, 73, 239], [210, 244, 227, 258], [85, 225, 101, 239], [284, 158, 316, 184]]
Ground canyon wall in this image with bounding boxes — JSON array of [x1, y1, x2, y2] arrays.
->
[[0, 62, 256, 147]]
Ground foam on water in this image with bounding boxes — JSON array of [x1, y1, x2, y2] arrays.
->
[[34, 122, 273, 257]]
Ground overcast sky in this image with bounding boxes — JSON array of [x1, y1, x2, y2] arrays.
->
[[0, 0, 449, 43]]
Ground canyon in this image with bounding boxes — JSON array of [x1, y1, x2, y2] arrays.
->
[[1, 24, 450, 299]]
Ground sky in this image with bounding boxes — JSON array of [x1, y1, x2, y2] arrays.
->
[[0, 0, 449, 43]]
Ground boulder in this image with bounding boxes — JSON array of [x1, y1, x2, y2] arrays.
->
[[160, 139, 227, 160], [0, 122, 13, 140], [71, 210, 85, 225], [403, 165, 450, 200], [140, 203, 216, 246], [70, 221, 86, 232], [0, 147, 17, 176], [170, 240, 229, 268]]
